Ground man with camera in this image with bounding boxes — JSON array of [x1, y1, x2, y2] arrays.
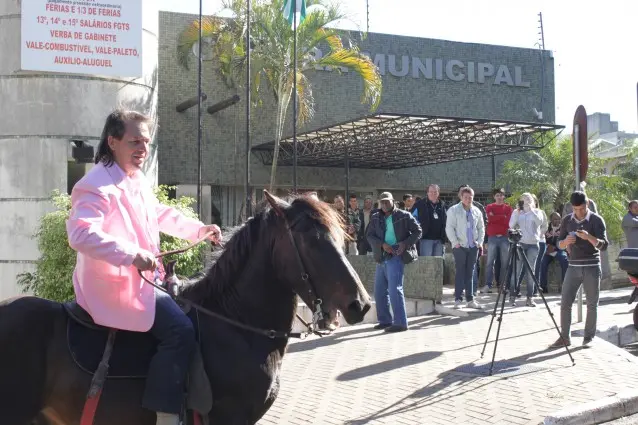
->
[[550, 191, 609, 348]]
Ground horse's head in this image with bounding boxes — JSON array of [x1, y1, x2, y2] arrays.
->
[[263, 190, 372, 329]]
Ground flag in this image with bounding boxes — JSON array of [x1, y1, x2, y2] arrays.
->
[[283, 0, 306, 28]]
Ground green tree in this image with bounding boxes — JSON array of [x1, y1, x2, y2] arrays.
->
[[605, 139, 638, 200], [17, 186, 206, 303], [177, 0, 382, 190], [498, 134, 633, 241], [498, 134, 574, 214]]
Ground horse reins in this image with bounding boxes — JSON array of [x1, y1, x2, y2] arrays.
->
[[138, 223, 333, 340]]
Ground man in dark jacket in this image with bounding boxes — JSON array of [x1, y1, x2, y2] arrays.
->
[[357, 195, 375, 255], [411, 184, 447, 256], [366, 191, 422, 332]]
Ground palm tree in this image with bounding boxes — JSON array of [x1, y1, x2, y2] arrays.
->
[[177, 0, 382, 190], [498, 134, 575, 214]]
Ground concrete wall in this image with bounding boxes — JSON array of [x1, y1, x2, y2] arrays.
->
[[348, 255, 444, 302], [0, 0, 159, 299], [157, 11, 556, 195]]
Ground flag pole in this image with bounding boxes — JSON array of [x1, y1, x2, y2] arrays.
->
[[196, 0, 203, 220], [292, 0, 298, 194], [245, 0, 252, 218]]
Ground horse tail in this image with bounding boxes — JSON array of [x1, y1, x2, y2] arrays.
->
[[0, 295, 60, 424]]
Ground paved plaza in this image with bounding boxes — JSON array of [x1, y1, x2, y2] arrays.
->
[[258, 288, 638, 425]]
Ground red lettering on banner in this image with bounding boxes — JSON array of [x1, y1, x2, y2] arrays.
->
[[82, 58, 112, 67], [26, 41, 44, 50], [50, 30, 73, 39], [80, 19, 112, 29], [84, 33, 117, 42], [45, 4, 71, 13], [98, 8, 121, 17], [113, 22, 130, 31]]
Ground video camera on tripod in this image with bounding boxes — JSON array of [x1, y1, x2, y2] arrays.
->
[[507, 228, 522, 244]]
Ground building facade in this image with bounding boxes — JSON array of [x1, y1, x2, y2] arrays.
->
[[157, 11, 556, 227]]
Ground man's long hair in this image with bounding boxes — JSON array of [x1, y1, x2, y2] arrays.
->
[[94, 110, 153, 166]]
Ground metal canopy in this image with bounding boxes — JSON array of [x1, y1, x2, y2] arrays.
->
[[252, 113, 565, 169]]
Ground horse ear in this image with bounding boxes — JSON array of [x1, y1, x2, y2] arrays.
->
[[263, 190, 286, 217]]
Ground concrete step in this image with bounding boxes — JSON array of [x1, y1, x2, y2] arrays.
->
[[292, 298, 435, 333]]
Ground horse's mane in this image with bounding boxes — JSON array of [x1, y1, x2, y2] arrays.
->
[[181, 194, 346, 303]]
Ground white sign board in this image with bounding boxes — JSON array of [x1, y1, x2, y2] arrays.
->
[[21, 0, 143, 78]]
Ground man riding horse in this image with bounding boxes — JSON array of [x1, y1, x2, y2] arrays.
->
[[66, 110, 222, 425]]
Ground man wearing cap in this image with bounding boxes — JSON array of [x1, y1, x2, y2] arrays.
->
[[366, 191, 422, 332]]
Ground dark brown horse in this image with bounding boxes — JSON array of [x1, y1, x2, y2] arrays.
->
[[0, 191, 371, 425]]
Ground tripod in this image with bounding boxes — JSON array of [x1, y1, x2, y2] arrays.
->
[[480, 236, 575, 375]]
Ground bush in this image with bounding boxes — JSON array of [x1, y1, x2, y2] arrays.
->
[[17, 185, 206, 302]]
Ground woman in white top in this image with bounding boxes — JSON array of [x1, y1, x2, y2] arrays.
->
[[516, 194, 548, 292], [509, 192, 544, 307]]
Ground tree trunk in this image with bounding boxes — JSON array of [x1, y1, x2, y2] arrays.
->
[[269, 77, 292, 192]]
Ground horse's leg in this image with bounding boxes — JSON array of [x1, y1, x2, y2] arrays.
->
[[247, 396, 277, 425], [0, 297, 58, 425], [249, 381, 279, 425], [207, 390, 277, 425], [208, 397, 255, 425]]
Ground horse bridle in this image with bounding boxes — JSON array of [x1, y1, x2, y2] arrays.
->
[[282, 214, 332, 333], [137, 214, 334, 340]]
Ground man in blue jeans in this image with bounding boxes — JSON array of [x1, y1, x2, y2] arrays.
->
[[550, 191, 609, 348], [483, 188, 513, 293], [367, 191, 422, 332]]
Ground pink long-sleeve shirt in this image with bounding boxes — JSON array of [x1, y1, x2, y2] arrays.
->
[[66, 162, 205, 331]]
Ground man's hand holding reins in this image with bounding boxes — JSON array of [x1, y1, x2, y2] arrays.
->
[[133, 249, 158, 271], [199, 224, 222, 245]]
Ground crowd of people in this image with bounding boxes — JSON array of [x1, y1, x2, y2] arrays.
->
[[324, 185, 633, 348]]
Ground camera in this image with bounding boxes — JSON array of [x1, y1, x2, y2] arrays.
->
[[508, 228, 522, 243]]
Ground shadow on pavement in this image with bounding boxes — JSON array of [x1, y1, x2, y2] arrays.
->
[[286, 325, 382, 353], [336, 351, 443, 381], [343, 368, 496, 424], [339, 330, 582, 424]]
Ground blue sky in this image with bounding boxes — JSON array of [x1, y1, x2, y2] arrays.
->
[[157, 0, 638, 134]]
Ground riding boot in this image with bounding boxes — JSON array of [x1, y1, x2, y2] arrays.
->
[[156, 412, 180, 425]]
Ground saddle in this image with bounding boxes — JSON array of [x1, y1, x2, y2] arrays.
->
[[62, 300, 213, 425]]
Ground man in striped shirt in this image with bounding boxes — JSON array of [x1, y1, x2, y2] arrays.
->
[[550, 191, 609, 348]]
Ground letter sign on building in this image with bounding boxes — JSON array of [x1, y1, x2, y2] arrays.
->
[[311, 47, 531, 88]]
